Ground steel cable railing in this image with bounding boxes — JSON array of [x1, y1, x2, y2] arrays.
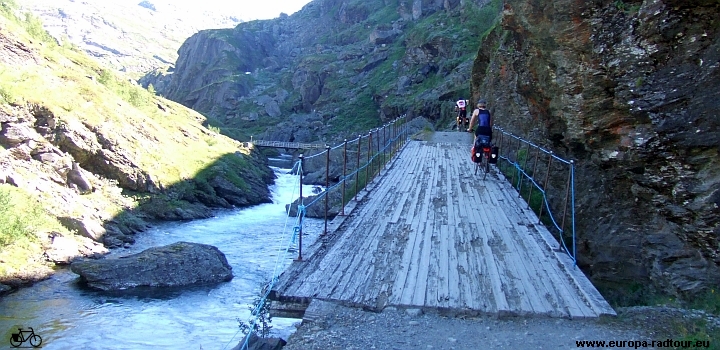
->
[[492, 126, 577, 265], [229, 116, 409, 350]]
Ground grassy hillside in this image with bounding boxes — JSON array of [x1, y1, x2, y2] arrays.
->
[[0, 0, 268, 285]]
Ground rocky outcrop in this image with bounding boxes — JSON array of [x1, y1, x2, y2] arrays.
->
[[141, 0, 494, 145], [286, 190, 343, 219], [472, 0, 720, 298], [58, 216, 106, 242], [231, 334, 287, 350], [161, 29, 266, 113], [44, 231, 108, 265], [70, 242, 233, 290]]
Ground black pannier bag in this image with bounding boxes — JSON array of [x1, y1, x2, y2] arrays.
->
[[489, 146, 499, 164]]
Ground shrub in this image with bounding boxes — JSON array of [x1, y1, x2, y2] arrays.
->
[[0, 185, 43, 246], [237, 283, 273, 338]]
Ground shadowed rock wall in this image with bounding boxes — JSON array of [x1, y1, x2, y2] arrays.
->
[[472, 0, 720, 298]]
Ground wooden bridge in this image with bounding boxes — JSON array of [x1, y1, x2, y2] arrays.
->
[[251, 140, 328, 150], [270, 131, 615, 319]]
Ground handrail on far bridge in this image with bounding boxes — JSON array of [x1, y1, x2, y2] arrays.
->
[[493, 126, 577, 265], [251, 140, 328, 150]]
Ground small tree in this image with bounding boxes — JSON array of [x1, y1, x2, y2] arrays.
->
[[237, 282, 273, 338]]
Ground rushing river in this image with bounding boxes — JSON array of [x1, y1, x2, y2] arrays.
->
[[0, 159, 324, 350]]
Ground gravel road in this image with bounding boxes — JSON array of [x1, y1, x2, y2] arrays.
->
[[281, 302, 717, 350]]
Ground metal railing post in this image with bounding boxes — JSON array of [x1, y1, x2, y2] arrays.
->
[[561, 159, 572, 241], [355, 135, 361, 202], [510, 133, 518, 186], [341, 139, 347, 216], [367, 131, 373, 186], [382, 124, 386, 169], [527, 147, 541, 210], [392, 119, 396, 156], [373, 128, 378, 178], [518, 141, 531, 197], [323, 145, 330, 235], [296, 154, 304, 261], [497, 128, 505, 172], [377, 127, 381, 171], [538, 151, 553, 224], [571, 160, 576, 264]]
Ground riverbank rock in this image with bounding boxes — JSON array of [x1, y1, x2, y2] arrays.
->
[[0, 283, 11, 296], [44, 231, 108, 265], [285, 189, 342, 219], [231, 333, 287, 350], [70, 242, 233, 290]]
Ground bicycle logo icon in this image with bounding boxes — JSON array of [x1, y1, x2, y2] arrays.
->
[[9, 327, 42, 348]]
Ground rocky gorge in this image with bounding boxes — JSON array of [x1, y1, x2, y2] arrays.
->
[[12, 0, 720, 310], [139, 0, 720, 302]]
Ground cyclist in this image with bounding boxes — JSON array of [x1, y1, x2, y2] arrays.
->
[[468, 99, 492, 143], [455, 98, 469, 130]]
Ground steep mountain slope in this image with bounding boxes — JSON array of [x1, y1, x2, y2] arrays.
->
[[0, 4, 273, 292], [20, 0, 241, 77], [142, 0, 499, 143], [473, 0, 720, 300]]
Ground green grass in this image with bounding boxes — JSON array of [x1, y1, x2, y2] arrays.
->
[[0, 185, 69, 278], [598, 283, 720, 349], [0, 0, 54, 44], [0, 186, 42, 246]]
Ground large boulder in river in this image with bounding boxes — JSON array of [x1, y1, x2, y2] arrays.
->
[[70, 242, 233, 290]]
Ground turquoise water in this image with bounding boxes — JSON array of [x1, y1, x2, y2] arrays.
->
[[0, 162, 324, 350]]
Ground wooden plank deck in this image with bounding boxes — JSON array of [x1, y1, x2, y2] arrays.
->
[[270, 132, 615, 318]]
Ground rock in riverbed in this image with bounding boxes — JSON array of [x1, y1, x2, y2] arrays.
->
[[70, 241, 233, 290]]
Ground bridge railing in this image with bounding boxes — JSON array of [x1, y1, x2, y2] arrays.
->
[[287, 115, 410, 261], [493, 127, 577, 265], [251, 140, 328, 150]]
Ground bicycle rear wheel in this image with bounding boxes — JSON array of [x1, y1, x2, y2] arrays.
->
[[30, 335, 42, 347], [10, 335, 22, 348]]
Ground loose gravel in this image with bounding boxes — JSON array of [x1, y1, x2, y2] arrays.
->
[[281, 302, 717, 350]]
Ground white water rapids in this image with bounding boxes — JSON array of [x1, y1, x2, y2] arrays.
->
[[0, 160, 324, 349]]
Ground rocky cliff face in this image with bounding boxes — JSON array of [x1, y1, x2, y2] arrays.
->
[[142, 0, 496, 143], [472, 0, 720, 298]]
